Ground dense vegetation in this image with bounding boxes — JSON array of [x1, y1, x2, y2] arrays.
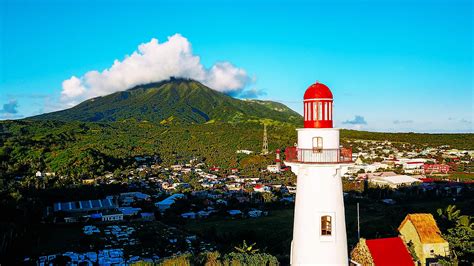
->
[[342, 129, 474, 150], [2, 119, 473, 182], [156, 250, 279, 266], [0, 120, 297, 181], [2, 119, 473, 184]]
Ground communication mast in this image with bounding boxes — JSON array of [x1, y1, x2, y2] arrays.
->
[[262, 124, 269, 155]]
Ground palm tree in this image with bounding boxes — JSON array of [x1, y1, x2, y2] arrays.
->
[[234, 240, 260, 254]]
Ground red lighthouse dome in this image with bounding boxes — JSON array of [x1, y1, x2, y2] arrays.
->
[[303, 82, 334, 128], [304, 82, 333, 100]]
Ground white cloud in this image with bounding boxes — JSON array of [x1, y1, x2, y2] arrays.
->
[[60, 34, 251, 106]]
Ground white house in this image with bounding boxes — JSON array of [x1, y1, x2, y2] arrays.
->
[[369, 175, 421, 188], [101, 211, 124, 222], [236, 150, 253, 154], [155, 194, 185, 211]]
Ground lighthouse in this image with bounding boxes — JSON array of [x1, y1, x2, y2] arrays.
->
[[285, 82, 352, 265]]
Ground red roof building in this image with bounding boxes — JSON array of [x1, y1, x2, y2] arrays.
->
[[366, 237, 414, 265], [423, 164, 450, 174], [351, 237, 414, 266]]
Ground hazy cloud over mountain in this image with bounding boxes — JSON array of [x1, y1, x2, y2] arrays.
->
[[342, 115, 367, 125], [0, 99, 19, 114], [60, 34, 252, 107], [0, 99, 22, 119]]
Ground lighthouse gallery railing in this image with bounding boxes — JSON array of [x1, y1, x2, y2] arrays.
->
[[284, 147, 352, 164]]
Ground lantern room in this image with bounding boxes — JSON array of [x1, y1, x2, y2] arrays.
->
[[303, 82, 333, 128]]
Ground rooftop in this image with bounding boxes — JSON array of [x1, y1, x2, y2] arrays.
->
[[304, 82, 333, 100], [366, 237, 414, 266], [398, 213, 447, 244]]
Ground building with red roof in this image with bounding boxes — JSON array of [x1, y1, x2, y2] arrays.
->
[[351, 237, 414, 266], [423, 164, 450, 174]]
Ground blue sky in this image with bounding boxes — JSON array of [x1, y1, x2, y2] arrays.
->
[[0, 0, 472, 132]]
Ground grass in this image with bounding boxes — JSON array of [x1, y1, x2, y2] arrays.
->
[[449, 172, 474, 181]]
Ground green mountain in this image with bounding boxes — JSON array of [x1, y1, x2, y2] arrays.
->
[[30, 78, 302, 124]]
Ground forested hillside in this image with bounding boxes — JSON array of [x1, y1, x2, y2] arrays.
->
[[29, 78, 302, 124], [1, 119, 472, 183], [341, 130, 473, 150]]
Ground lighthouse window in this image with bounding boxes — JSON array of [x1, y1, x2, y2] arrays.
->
[[321, 215, 332, 236], [313, 102, 317, 121], [304, 103, 307, 120], [324, 102, 328, 120], [318, 102, 323, 120], [312, 137, 323, 152], [329, 103, 332, 120]]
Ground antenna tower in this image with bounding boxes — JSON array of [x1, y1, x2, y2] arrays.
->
[[262, 124, 269, 155]]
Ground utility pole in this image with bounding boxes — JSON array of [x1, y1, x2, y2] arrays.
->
[[357, 202, 360, 241], [262, 124, 269, 155]]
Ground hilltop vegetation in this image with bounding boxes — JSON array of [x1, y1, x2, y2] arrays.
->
[[30, 78, 302, 124], [0, 120, 296, 181], [342, 129, 473, 150]]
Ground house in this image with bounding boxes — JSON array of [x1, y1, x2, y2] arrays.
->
[[357, 171, 397, 180], [369, 175, 421, 189], [398, 213, 450, 265], [236, 150, 253, 154], [53, 198, 117, 213], [253, 184, 270, 192], [155, 193, 185, 211], [423, 164, 450, 174], [287, 186, 297, 194], [354, 157, 364, 165], [226, 183, 241, 191], [181, 212, 197, 219], [228, 210, 242, 216], [140, 212, 155, 221], [248, 209, 263, 218], [197, 210, 212, 218], [118, 207, 142, 216], [210, 166, 220, 172], [82, 179, 95, 185], [350, 237, 414, 266], [120, 192, 150, 201], [216, 199, 228, 205], [101, 210, 124, 222], [170, 165, 183, 171], [267, 164, 281, 173]]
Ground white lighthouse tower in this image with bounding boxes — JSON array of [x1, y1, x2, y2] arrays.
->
[[285, 82, 352, 265]]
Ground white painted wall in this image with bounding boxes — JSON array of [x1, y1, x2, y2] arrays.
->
[[288, 127, 348, 265], [297, 128, 340, 150]]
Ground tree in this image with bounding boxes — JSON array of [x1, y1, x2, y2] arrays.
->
[[437, 205, 474, 263], [234, 240, 260, 254]]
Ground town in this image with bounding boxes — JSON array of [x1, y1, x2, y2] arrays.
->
[[20, 137, 474, 265]]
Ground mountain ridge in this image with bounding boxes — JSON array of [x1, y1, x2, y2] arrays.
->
[[29, 78, 302, 125]]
